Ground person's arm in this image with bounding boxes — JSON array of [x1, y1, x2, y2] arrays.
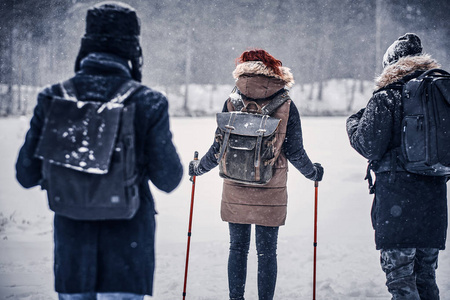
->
[[16, 88, 53, 188], [144, 95, 183, 193], [283, 101, 322, 181], [346, 91, 393, 161]]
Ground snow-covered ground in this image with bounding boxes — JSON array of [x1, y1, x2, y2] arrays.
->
[[1, 115, 449, 299]]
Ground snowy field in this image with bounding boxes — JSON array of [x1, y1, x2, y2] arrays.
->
[[1, 115, 449, 299]]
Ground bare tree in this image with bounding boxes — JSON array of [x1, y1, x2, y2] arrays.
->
[[375, 0, 383, 75]]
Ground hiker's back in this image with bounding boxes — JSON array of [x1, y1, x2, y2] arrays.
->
[[35, 77, 142, 220], [17, 53, 184, 212], [219, 88, 293, 227], [15, 3, 183, 295], [370, 68, 450, 176], [216, 89, 291, 185]]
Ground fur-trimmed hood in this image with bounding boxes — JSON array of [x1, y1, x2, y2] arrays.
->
[[375, 54, 440, 89], [233, 61, 295, 88]]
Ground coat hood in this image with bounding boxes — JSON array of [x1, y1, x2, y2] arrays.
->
[[375, 54, 440, 89], [232, 61, 295, 88]]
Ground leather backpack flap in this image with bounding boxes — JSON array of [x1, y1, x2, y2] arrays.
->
[[216, 112, 281, 137], [216, 112, 281, 182]]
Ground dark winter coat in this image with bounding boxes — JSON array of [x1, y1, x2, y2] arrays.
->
[[199, 61, 316, 227], [15, 52, 183, 294], [346, 55, 448, 250]]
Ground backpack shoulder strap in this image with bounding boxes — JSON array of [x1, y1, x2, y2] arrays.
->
[[229, 88, 291, 115], [376, 82, 403, 94], [58, 79, 142, 104], [228, 86, 245, 111], [59, 80, 78, 101], [110, 80, 142, 104], [419, 68, 450, 79], [261, 89, 290, 115]]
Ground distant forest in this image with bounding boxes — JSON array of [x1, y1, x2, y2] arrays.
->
[[1, 0, 449, 114]]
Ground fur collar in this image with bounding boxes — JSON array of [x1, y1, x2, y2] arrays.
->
[[232, 61, 295, 88], [375, 54, 440, 89]]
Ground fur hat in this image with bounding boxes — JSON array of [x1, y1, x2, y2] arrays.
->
[[233, 61, 295, 88], [74, 1, 143, 81], [382, 33, 423, 69]]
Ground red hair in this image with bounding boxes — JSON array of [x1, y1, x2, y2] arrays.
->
[[236, 49, 283, 77]]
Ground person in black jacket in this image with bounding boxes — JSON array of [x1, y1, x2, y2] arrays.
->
[[15, 2, 183, 299], [347, 33, 447, 300]]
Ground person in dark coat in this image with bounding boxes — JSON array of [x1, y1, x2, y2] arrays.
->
[[189, 49, 324, 300], [347, 33, 448, 300], [15, 2, 183, 299]]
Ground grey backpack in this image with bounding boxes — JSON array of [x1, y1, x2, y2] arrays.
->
[[35, 79, 142, 220], [216, 90, 290, 185]]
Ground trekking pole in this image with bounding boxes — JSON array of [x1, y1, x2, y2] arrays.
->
[[183, 151, 199, 300], [313, 181, 319, 300]]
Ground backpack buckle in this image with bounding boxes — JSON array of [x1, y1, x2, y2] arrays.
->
[[242, 101, 262, 114]]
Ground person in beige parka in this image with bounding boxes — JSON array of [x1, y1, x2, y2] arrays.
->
[[189, 49, 323, 300]]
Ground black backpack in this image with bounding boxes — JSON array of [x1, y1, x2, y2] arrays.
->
[[35, 79, 142, 220], [216, 89, 290, 185], [400, 68, 450, 176]]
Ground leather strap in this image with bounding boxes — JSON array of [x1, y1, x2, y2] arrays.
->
[[217, 113, 236, 163], [231, 88, 291, 115]]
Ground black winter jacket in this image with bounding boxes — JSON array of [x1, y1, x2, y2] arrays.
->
[[346, 55, 447, 250], [16, 52, 183, 294]]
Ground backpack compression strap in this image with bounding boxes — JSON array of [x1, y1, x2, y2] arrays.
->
[[216, 113, 237, 164]]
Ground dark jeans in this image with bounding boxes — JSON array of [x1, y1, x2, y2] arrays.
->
[[380, 248, 440, 300], [228, 223, 279, 300]]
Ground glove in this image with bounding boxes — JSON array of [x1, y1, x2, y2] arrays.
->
[[188, 160, 206, 177], [305, 163, 324, 182]]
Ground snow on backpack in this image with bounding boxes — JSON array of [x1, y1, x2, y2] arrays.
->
[[216, 89, 290, 185], [34, 79, 142, 220], [400, 68, 450, 175]]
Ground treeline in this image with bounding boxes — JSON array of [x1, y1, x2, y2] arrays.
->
[[0, 0, 449, 115]]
